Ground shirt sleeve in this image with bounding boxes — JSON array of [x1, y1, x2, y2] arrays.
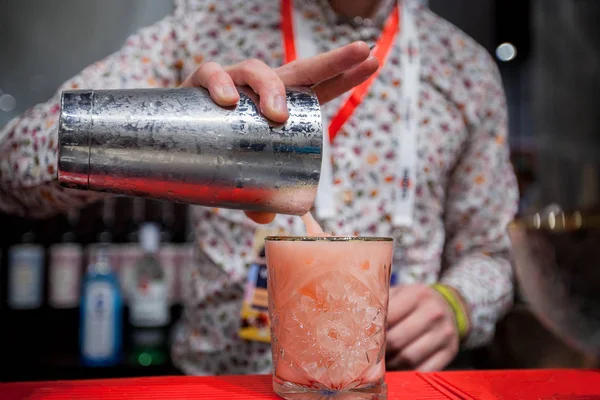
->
[[0, 12, 190, 218], [440, 54, 519, 349]]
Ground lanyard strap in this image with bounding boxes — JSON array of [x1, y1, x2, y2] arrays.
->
[[282, 0, 400, 143], [281, 0, 420, 228], [393, 0, 420, 229]]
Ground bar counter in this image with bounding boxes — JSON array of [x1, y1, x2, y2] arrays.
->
[[2, 369, 599, 399]]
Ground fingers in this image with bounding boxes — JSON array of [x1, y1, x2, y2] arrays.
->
[[244, 211, 276, 224], [182, 42, 378, 121], [226, 59, 289, 123], [385, 284, 460, 371], [405, 325, 457, 369], [386, 304, 437, 353], [386, 285, 421, 327], [416, 348, 457, 372], [387, 326, 456, 371], [182, 62, 239, 106], [276, 41, 372, 86], [312, 55, 379, 104]]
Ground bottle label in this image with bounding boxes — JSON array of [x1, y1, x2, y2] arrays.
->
[[237, 227, 284, 343], [114, 244, 143, 302], [49, 244, 83, 308], [82, 281, 116, 360], [8, 245, 44, 310], [129, 282, 170, 327]]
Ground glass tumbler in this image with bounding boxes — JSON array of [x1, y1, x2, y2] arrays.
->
[[266, 236, 393, 399]]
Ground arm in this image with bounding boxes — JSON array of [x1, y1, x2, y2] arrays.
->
[[440, 56, 519, 349], [0, 13, 190, 218]]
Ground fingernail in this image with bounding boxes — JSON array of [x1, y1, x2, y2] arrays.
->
[[272, 94, 287, 114], [221, 85, 237, 99]]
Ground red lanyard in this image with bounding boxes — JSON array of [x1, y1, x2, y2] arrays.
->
[[281, 0, 401, 143]]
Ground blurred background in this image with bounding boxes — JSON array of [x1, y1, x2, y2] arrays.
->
[[0, 0, 598, 382]]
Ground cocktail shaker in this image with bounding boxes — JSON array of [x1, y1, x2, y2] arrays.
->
[[57, 87, 322, 215]]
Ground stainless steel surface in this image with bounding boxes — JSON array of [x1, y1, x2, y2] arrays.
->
[[509, 206, 600, 355], [58, 86, 322, 215]]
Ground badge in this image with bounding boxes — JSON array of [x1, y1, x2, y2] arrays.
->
[[390, 271, 398, 286], [238, 227, 286, 343], [238, 261, 270, 342]]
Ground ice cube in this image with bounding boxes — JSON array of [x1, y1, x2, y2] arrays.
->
[[320, 275, 346, 301], [303, 360, 328, 382], [363, 306, 383, 327], [315, 312, 356, 352]]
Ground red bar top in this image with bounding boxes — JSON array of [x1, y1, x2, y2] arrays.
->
[[1, 370, 599, 399]]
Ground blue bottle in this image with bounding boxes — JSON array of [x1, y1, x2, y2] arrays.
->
[[79, 245, 123, 366]]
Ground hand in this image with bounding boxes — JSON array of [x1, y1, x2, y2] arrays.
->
[[180, 41, 378, 224], [181, 40, 378, 121], [385, 284, 460, 372]]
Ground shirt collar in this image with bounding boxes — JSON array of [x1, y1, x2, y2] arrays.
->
[[308, 0, 398, 28]]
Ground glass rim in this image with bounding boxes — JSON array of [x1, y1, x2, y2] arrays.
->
[[265, 236, 393, 242]]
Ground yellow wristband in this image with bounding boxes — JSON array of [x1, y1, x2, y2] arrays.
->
[[431, 283, 470, 340]]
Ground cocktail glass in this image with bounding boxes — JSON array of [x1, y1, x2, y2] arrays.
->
[[265, 236, 393, 399]]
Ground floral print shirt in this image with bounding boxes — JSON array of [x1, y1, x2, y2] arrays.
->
[[0, 0, 518, 375]]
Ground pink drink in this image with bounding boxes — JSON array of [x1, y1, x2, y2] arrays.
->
[[301, 212, 327, 236], [266, 233, 393, 399]]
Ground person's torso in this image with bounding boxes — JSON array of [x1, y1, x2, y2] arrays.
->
[[170, 0, 487, 375]]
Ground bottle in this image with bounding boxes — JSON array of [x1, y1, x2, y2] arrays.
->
[[129, 222, 170, 327], [128, 222, 170, 368], [7, 222, 45, 310], [85, 198, 116, 268], [127, 198, 145, 244], [115, 198, 145, 304], [159, 201, 174, 244], [97, 197, 115, 245], [158, 201, 177, 304], [57, 87, 322, 216], [79, 245, 123, 366], [48, 210, 83, 309]]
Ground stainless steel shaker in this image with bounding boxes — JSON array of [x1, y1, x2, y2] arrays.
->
[[58, 87, 322, 215]]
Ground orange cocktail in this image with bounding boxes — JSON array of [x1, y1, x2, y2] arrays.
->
[[266, 236, 393, 399]]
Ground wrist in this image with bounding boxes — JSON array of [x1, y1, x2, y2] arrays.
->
[[431, 283, 471, 341]]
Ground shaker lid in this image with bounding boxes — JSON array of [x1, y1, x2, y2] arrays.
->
[[57, 90, 94, 190]]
